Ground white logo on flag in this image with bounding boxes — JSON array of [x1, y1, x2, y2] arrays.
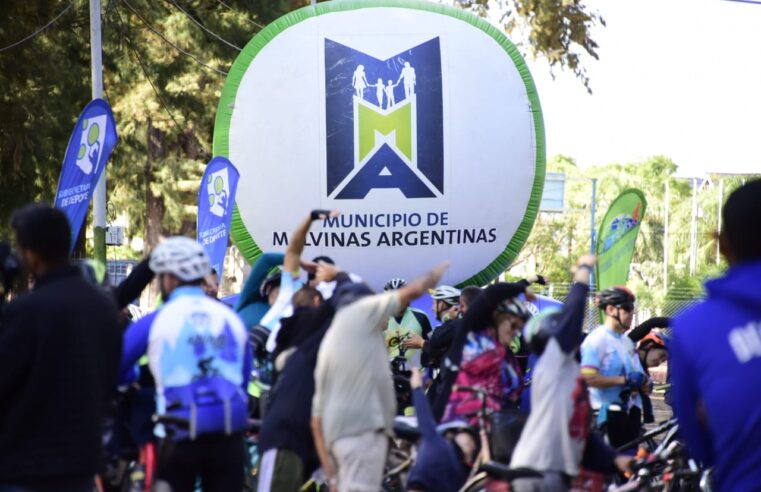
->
[[75, 115, 107, 175], [207, 168, 230, 218]]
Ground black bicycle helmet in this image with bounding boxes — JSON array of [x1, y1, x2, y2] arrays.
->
[[596, 286, 636, 309], [384, 278, 407, 291], [259, 271, 282, 298], [495, 299, 533, 322]]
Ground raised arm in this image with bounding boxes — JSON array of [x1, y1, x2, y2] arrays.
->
[[628, 316, 672, 343], [396, 261, 449, 309], [431, 281, 529, 420], [283, 210, 338, 275], [549, 255, 594, 354], [113, 256, 154, 309], [234, 252, 284, 311]]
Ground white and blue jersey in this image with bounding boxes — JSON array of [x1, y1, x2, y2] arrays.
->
[[580, 325, 644, 424], [120, 286, 252, 440]]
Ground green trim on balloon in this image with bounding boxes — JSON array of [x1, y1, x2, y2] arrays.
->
[[213, 0, 545, 287]]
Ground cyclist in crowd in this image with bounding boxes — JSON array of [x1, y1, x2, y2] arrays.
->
[[405, 367, 478, 492], [311, 262, 448, 492], [671, 179, 761, 492], [270, 285, 323, 371], [383, 277, 432, 367], [401, 285, 482, 411], [581, 286, 649, 450], [235, 252, 284, 330], [630, 320, 671, 367], [510, 254, 633, 491], [119, 237, 251, 492], [439, 282, 533, 423], [430, 285, 461, 323], [632, 321, 672, 422], [0, 204, 121, 492], [248, 210, 336, 411], [405, 285, 481, 367], [257, 261, 358, 492], [258, 210, 338, 355]]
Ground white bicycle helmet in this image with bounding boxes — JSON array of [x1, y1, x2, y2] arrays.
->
[[149, 236, 211, 282], [430, 285, 461, 305]]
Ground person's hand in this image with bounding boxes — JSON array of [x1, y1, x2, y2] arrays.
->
[[423, 261, 450, 291], [443, 304, 461, 321], [625, 371, 646, 389], [402, 333, 425, 350], [571, 254, 596, 284], [614, 455, 633, 474], [571, 254, 596, 273], [524, 287, 537, 302], [300, 259, 318, 273], [315, 261, 341, 283], [410, 367, 423, 389], [310, 209, 339, 221], [577, 253, 596, 267]]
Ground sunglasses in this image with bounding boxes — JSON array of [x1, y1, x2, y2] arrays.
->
[[618, 304, 635, 313]]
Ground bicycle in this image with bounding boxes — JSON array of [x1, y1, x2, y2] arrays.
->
[[453, 385, 541, 492], [609, 419, 712, 492]]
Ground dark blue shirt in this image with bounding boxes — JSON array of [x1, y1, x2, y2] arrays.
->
[[406, 388, 467, 492]]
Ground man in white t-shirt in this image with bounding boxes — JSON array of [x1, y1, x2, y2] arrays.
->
[[311, 262, 448, 492], [511, 255, 632, 491]]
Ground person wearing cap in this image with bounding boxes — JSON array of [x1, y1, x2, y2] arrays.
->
[[311, 262, 448, 492], [510, 254, 632, 492], [118, 236, 251, 491], [580, 286, 648, 449]]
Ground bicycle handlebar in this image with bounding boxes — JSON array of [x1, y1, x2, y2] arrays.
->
[[616, 418, 677, 452]]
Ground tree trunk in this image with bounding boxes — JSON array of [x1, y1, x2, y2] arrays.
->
[[143, 118, 166, 306]]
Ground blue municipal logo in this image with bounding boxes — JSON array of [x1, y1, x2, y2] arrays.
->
[[324, 37, 443, 199]]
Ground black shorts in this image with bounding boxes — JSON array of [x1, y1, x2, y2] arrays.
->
[[156, 433, 246, 492]]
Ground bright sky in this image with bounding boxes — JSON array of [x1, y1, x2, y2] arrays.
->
[[521, 0, 761, 177]]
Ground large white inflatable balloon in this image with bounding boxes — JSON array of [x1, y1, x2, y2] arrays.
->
[[214, 0, 545, 290]]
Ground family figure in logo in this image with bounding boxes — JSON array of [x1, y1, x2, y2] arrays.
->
[[352, 61, 416, 109]]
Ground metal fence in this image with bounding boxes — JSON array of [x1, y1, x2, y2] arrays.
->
[[535, 283, 701, 332], [107, 259, 138, 287]]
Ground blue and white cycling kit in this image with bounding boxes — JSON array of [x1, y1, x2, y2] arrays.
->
[[580, 325, 644, 424], [120, 286, 252, 440]]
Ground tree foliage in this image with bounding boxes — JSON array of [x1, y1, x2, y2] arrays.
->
[[512, 155, 754, 312], [457, 0, 605, 91], [0, 0, 604, 248]]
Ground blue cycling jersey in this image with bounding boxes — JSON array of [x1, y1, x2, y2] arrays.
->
[[120, 286, 252, 440], [580, 325, 644, 424]]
